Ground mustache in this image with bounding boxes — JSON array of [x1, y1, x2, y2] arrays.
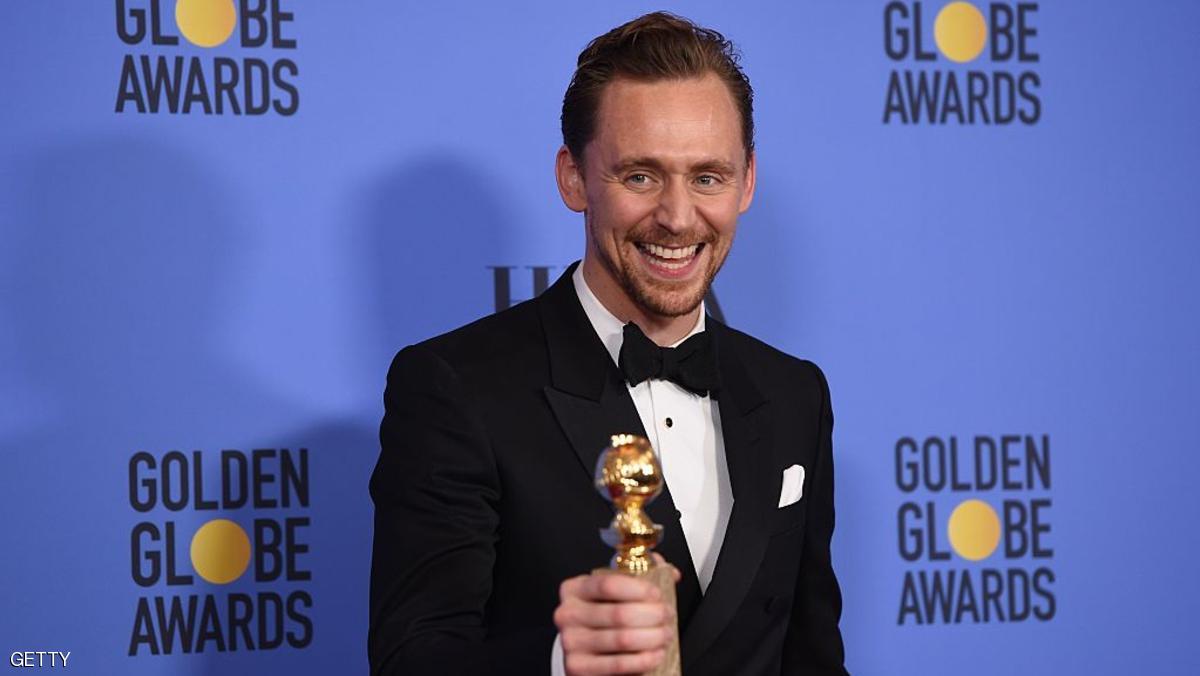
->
[[627, 235, 713, 248]]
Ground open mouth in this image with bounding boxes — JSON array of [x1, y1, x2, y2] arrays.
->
[[634, 242, 704, 272]]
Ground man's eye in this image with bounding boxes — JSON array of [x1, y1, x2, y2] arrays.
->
[[627, 173, 650, 185], [696, 175, 719, 186]]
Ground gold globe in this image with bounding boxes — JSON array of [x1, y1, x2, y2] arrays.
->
[[596, 434, 664, 501], [595, 434, 665, 574]]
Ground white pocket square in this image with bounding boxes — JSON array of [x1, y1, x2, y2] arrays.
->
[[778, 464, 805, 508]]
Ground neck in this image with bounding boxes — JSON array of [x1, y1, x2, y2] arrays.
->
[[581, 257, 701, 346]]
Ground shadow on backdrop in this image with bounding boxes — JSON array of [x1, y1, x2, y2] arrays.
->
[[0, 136, 376, 676], [199, 152, 528, 674], [356, 152, 522, 371], [1, 136, 292, 674]]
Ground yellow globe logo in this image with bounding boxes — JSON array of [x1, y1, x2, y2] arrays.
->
[[934, 1, 988, 63], [175, 0, 237, 48], [190, 519, 251, 584], [947, 499, 1001, 561]]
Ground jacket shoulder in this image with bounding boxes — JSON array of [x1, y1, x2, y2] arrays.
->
[[390, 297, 545, 384], [713, 320, 830, 400]]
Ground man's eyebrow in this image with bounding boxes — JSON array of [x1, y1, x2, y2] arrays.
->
[[692, 159, 738, 175], [610, 156, 665, 173], [610, 157, 739, 175]]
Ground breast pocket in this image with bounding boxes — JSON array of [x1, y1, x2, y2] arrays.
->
[[769, 462, 807, 536]]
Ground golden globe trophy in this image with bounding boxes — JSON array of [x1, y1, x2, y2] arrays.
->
[[594, 434, 682, 676]]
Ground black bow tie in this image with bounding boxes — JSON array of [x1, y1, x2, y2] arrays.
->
[[617, 322, 721, 397]]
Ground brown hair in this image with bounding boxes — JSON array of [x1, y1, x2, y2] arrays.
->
[[561, 11, 755, 163]]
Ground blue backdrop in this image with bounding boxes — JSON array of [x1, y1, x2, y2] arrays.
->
[[2, 1, 1198, 674]]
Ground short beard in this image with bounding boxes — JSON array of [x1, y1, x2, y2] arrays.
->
[[616, 260, 711, 318], [588, 214, 725, 319]]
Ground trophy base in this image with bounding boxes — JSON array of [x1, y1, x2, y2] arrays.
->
[[592, 566, 682, 676]]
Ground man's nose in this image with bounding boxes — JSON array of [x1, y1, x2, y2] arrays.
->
[[654, 177, 698, 234]]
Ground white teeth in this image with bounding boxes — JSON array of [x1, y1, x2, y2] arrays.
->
[[653, 258, 689, 270], [637, 243, 700, 271], [642, 243, 699, 260]]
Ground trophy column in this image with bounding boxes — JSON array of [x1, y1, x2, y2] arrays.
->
[[594, 434, 682, 676]]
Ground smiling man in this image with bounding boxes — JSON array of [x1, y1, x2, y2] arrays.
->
[[557, 70, 748, 344], [369, 12, 848, 676]]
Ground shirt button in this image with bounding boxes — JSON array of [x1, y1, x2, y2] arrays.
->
[[664, 417, 673, 428]]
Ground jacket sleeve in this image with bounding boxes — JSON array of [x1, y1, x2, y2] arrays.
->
[[368, 344, 503, 675], [781, 361, 850, 675]]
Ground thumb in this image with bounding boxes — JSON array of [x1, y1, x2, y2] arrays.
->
[[650, 553, 682, 583]]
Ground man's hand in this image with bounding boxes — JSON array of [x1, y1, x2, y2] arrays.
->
[[553, 560, 680, 676]]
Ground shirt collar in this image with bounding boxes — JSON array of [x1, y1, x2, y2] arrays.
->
[[572, 262, 706, 367]]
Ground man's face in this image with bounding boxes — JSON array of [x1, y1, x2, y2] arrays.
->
[[560, 73, 756, 319]]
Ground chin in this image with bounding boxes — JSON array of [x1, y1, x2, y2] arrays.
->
[[626, 276, 708, 318]]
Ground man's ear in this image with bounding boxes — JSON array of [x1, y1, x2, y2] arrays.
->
[[739, 150, 757, 214], [555, 145, 587, 213]]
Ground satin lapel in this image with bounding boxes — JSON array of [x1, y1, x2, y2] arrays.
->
[[681, 321, 771, 671], [542, 381, 642, 501], [538, 264, 704, 621]]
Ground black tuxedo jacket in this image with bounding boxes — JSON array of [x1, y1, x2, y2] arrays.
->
[[369, 264, 847, 675]]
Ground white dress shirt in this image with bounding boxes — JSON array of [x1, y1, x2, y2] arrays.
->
[[551, 265, 733, 674]]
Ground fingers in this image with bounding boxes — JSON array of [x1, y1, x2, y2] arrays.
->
[[561, 572, 661, 604], [561, 625, 673, 654], [555, 596, 671, 630], [564, 648, 666, 676], [555, 571, 677, 676]]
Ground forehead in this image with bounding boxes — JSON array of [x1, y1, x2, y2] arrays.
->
[[588, 73, 745, 168]]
